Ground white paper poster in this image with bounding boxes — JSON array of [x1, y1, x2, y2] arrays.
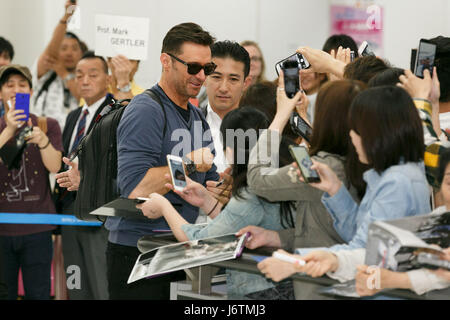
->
[[95, 14, 149, 61]]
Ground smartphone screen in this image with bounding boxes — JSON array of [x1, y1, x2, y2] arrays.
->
[[414, 40, 437, 78], [168, 156, 187, 189], [15, 93, 30, 122], [289, 146, 320, 183], [282, 60, 300, 98]]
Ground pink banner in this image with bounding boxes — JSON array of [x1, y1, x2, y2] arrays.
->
[[330, 4, 384, 56]]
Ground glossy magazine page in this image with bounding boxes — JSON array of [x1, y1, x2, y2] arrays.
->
[[127, 233, 249, 284]]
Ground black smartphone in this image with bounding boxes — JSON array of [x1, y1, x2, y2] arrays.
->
[[289, 111, 312, 143], [414, 39, 437, 78], [281, 60, 300, 98], [288, 145, 320, 183], [275, 53, 310, 76], [410, 48, 417, 72]]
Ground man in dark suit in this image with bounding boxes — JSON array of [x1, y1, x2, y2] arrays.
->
[[55, 51, 113, 300]]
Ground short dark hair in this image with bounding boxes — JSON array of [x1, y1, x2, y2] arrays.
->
[[322, 34, 359, 57], [65, 32, 85, 53], [0, 37, 14, 61], [211, 41, 250, 78], [344, 56, 390, 83], [349, 86, 424, 173], [79, 51, 109, 74], [161, 22, 215, 55], [368, 67, 405, 87], [438, 148, 450, 186], [428, 36, 450, 103]]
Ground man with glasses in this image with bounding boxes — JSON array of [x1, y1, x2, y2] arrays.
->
[[105, 22, 220, 300]]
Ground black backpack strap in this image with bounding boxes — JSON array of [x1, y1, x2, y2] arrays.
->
[[143, 88, 167, 137], [34, 71, 58, 108]]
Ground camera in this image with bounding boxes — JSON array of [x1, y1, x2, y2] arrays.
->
[[16, 126, 33, 148]]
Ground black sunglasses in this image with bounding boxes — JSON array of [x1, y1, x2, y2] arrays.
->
[[166, 52, 217, 76]]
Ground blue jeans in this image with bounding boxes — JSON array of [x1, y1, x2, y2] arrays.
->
[[0, 231, 53, 300]]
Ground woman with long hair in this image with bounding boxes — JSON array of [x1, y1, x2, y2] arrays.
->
[[258, 86, 431, 289], [138, 106, 300, 299]]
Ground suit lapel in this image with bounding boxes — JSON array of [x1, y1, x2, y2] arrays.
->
[[63, 108, 82, 154]]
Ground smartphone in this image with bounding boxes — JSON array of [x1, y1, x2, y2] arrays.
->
[[15, 93, 30, 122], [414, 39, 437, 78], [288, 145, 320, 183], [281, 60, 300, 98], [289, 111, 312, 144], [167, 155, 187, 191], [275, 53, 310, 76], [350, 51, 355, 62], [358, 41, 375, 57]]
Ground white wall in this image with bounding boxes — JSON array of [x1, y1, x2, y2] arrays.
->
[[377, 0, 450, 69], [1, 0, 449, 88]]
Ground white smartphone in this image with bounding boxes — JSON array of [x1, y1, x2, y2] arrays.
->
[[167, 155, 187, 191], [358, 40, 375, 57]]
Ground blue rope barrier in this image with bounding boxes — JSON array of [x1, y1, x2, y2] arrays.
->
[[0, 213, 102, 226]]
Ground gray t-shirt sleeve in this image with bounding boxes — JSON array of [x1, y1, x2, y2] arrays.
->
[[117, 93, 165, 197]]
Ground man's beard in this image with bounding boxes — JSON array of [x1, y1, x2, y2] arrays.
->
[[174, 78, 200, 99]]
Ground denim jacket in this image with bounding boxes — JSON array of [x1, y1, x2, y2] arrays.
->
[[182, 189, 285, 298], [296, 162, 431, 255]]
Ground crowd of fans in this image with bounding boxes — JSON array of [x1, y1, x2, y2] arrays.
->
[[0, 1, 449, 300]]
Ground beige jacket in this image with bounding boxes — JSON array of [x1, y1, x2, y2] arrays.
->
[[247, 129, 359, 251]]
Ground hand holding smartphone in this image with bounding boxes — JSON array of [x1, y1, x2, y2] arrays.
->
[[275, 53, 310, 76], [288, 145, 320, 183], [414, 39, 437, 79], [167, 155, 187, 191], [289, 111, 312, 144], [281, 60, 300, 99], [15, 93, 30, 122]]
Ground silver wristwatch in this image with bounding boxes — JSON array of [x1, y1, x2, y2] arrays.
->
[[183, 156, 197, 176], [117, 83, 132, 93]]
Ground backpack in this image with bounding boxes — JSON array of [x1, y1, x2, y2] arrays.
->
[[73, 88, 165, 221]]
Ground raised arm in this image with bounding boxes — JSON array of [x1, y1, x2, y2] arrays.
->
[[37, 1, 76, 79]]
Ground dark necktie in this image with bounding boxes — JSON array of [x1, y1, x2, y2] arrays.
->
[[70, 109, 89, 156]]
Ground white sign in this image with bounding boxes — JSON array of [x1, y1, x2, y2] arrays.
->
[[95, 14, 149, 61]]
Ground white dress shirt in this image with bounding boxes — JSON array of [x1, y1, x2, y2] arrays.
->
[[205, 104, 228, 173]]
